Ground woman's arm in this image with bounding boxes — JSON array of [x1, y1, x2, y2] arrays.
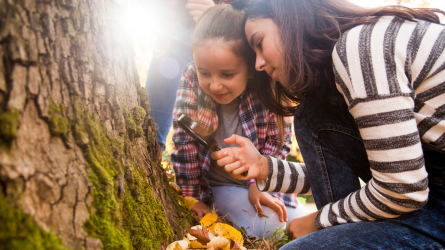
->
[[212, 135, 311, 194], [314, 18, 436, 229]]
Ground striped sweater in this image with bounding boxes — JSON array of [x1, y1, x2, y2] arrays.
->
[[258, 16, 445, 229]]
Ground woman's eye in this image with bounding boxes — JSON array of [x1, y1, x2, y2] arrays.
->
[[199, 72, 209, 76], [256, 39, 263, 49], [222, 73, 234, 77]]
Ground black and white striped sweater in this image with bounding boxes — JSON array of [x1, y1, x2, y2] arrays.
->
[[257, 16, 445, 229]]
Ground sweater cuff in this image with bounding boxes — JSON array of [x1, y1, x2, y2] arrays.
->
[[256, 156, 274, 192], [314, 204, 330, 230]]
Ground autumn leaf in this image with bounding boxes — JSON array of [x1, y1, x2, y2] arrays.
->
[[207, 236, 230, 250], [200, 213, 218, 227], [208, 223, 243, 247], [169, 182, 182, 195], [187, 225, 212, 244], [230, 240, 247, 250], [166, 240, 188, 250], [189, 240, 210, 249]]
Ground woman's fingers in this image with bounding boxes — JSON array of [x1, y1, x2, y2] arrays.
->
[[223, 134, 248, 147], [211, 150, 228, 160], [216, 154, 238, 167], [224, 160, 244, 173]]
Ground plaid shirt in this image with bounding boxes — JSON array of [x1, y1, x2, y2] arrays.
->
[[172, 62, 298, 207]]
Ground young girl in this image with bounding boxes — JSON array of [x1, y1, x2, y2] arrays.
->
[[171, 4, 309, 238], [213, 0, 445, 248]]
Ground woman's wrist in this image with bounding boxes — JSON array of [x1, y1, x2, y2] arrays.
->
[[258, 155, 269, 180]]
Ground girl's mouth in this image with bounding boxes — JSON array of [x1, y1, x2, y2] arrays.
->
[[213, 93, 229, 100]]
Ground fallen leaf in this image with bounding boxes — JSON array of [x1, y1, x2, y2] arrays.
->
[[230, 240, 247, 250], [207, 236, 230, 250], [189, 240, 209, 249], [166, 240, 188, 250], [200, 213, 218, 227], [208, 223, 243, 247], [169, 182, 182, 195], [187, 225, 211, 244]]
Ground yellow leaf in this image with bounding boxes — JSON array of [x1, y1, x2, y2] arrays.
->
[[183, 196, 199, 210], [208, 223, 243, 246], [189, 240, 209, 249], [166, 240, 188, 250], [200, 213, 218, 227]]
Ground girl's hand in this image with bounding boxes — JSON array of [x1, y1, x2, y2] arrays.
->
[[286, 211, 320, 240], [191, 201, 213, 220], [186, 0, 215, 22], [211, 135, 269, 181], [248, 184, 288, 222]]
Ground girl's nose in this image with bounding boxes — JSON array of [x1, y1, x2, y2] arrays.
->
[[210, 80, 223, 92], [255, 55, 266, 71]]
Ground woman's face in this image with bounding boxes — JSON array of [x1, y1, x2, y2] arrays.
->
[[245, 18, 285, 84]]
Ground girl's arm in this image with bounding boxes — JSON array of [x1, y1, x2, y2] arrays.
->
[[171, 63, 203, 200]]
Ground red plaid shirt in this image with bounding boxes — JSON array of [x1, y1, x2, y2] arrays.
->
[[172, 62, 298, 207]]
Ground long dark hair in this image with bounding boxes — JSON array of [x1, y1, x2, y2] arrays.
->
[[236, 0, 444, 117]]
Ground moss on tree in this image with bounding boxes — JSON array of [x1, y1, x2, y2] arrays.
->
[[0, 110, 20, 142], [0, 194, 67, 250]]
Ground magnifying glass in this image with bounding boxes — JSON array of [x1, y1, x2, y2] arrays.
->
[[177, 114, 248, 177]]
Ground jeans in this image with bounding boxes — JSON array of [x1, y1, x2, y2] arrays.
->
[[145, 27, 193, 149], [210, 186, 310, 239], [285, 96, 445, 249]]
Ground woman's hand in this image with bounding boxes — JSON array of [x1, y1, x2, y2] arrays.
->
[[186, 0, 215, 22], [191, 201, 213, 220], [286, 211, 320, 240], [211, 135, 269, 181], [248, 184, 288, 222]]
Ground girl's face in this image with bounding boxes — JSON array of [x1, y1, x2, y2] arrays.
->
[[193, 40, 249, 104], [245, 18, 285, 84]]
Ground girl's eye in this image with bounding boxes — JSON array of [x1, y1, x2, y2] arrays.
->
[[222, 73, 234, 77], [199, 72, 209, 76]]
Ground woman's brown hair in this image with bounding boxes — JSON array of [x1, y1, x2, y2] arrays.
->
[[238, 0, 445, 117]]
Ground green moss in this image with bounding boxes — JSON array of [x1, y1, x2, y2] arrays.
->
[[139, 87, 149, 102], [0, 193, 68, 250], [135, 127, 143, 138], [49, 102, 69, 139], [79, 112, 176, 249], [0, 110, 20, 142], [131, 106, 146, 125]]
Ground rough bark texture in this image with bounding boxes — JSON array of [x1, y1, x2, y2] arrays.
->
[[0, 0, 193, 249]]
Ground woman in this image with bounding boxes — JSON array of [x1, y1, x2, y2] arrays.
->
[[213, 0, 445, 248]]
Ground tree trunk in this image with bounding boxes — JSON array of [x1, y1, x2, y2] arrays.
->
[[0, 0, 193, 249]]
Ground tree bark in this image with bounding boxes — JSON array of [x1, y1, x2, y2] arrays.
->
[[0, 0, 192, 249]]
